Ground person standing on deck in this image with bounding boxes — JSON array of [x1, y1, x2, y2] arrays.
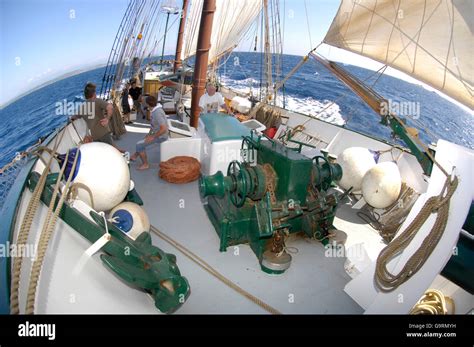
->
[[199, 81, 233, 115], [121, 83, 132, 124], [129, 81, 143, 119], [130, 96, 168, 170], [72, 83, 114, 145]]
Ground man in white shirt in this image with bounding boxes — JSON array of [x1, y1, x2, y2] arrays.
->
[[199, 82, 234, 115]]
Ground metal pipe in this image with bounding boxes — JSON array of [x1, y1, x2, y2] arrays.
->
[[190, 0, 216, 128], [160, 12, 171, 70], [174, 0, 189, 73]]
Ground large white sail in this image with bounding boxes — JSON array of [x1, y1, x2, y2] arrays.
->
[[182, 0, 262, 64], [324, 0, 473, 108]]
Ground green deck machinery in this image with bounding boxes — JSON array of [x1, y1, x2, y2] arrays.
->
[[200, 131, 347, 274]]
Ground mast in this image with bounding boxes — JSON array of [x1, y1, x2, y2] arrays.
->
[[190, 0, 217, 128], [174, 0, 189, 73], [263, 0, 273, 100]]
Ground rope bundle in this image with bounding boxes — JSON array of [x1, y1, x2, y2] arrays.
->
[[375, 175, 458, 293], [255, 106, 282, 129], [159, 156, 201, 184], [409, 289, 454, 314]]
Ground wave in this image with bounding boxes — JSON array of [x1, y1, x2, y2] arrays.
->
[[284, 96, 346, 126], [222, 76, 346, 126]]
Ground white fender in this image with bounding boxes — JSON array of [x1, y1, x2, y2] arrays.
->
[[362, 162, 402, 209], [63, 142, 130, 211], [109, 202, 150, 240], [338, 147, 376, 191]]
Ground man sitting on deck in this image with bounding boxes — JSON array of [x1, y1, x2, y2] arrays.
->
[[199, 82, 234, 115], [130, 96, 168, 170]]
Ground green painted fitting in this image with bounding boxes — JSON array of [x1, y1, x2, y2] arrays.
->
[[219, 219, 230, 252], [199, 171, 229, 198], [260, 264, 286, 275], [312, 156, 342, 191]]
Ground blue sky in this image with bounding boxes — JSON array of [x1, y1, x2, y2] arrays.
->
[[0, 0, 347, 106]]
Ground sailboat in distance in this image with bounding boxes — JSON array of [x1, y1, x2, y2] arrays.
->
[[0, 0, 472, 315]]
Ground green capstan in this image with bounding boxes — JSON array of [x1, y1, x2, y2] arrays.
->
[[200, 131, 347, 274]]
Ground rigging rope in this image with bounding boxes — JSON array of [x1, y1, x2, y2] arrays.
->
[[303, 0, 313, 51], [149, 225, 281, 315], [10, 129, 66, 314], [99, 0, 134, 98], [25, 145, 80, 314]]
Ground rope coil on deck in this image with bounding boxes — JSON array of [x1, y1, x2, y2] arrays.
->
[[159, 156, 201, 184], [374, 175, 458, 293]]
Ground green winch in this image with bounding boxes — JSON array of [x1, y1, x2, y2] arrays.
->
[[200, 131, 346, 274]]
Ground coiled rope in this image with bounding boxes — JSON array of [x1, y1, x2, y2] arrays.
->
[[159, 156, 201, 184], [10, 131, 65, 314], [409, 289, 454, 314], [375, 175, 458, 292], [149, 225, 281, 315]]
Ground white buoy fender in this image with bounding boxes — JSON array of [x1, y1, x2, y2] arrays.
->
[[362, 161, 402, 209], [61, 142, 130, 211], [338, 147, 376, 191], [109, 202, 150, 240], [231, 96, 252, 114]]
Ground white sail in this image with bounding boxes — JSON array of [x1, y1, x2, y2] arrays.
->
[[324, 0, 473, 109], [182, 0, 262, 64]]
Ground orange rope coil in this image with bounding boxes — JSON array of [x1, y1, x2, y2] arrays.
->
[[159, 156, 201, 184]]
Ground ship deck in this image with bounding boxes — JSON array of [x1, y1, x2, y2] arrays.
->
[[110, 118, 388, 314]]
